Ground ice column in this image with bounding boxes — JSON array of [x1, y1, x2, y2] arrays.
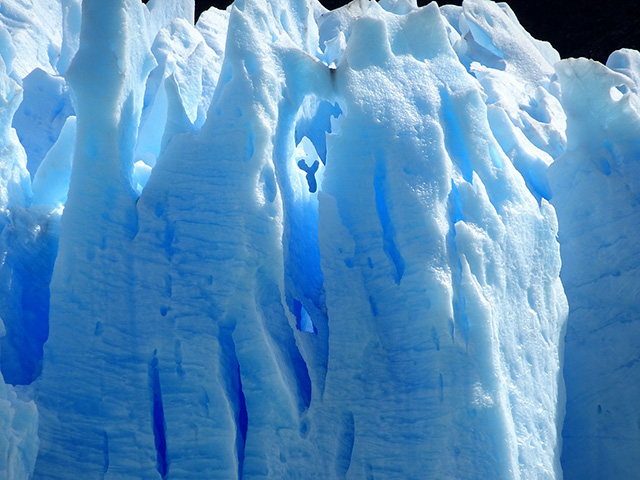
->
[[34, 0, 157, 477]]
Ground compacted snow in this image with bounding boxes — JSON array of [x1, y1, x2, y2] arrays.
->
[[0, 0, 636, 478]]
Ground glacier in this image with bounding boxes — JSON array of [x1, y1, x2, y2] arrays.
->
[[0, 0, 637, 478]]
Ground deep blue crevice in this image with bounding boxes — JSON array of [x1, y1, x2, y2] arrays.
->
[[374, 157, 405, 285], [0, 210, 59, 385], [431, 326, 441, 351], [102, 431, 109, 476], [449, 180, 465, 223], [268, 311, 313, 412], [253, 265, 313, 413], [446, 185, 470, 349], [368, 296, 378, 317], [294, 99, 342, 165], [335, 412, 355, 477], [281, 198, 325, 316], [149, 351, 168, 478], [273, 97, 330, 402], [163, 220, 175, 260], [244, 129, 255, 163], [218, 326, 247, 478], [236, 365, 248, 473]]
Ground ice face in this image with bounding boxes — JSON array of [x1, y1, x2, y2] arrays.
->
[[549, 56, 640, 480], [0, 0, 634, 478], [29, 0, 567, 477]]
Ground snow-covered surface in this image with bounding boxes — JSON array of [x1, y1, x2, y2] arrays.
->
[[0, 0, 63, 80], [0, 0, 635, 478]]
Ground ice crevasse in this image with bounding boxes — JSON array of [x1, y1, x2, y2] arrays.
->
[[0, 0, 637, 478]]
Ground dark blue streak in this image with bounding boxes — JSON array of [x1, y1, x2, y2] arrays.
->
[[149, 351, 168, 478]]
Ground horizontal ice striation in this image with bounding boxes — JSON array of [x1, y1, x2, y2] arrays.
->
[[549, 52, 640, 479]]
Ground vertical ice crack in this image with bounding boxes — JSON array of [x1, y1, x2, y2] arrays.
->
[[447, 181, 470, 348], [335, 412, 355, 477], [149, 350, 168, 478], [235, 364, 248, 479], [374, 155, 405, 284], [102, 431, 109, 477], [218, 326, 247, 478]]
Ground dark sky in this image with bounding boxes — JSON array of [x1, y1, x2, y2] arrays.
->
[[192, 0, 640, 63]]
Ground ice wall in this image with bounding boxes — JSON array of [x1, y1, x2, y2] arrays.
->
[[549, 52, 640, 479], [1, 0, 636, 478], [27, 0, 569, 478]]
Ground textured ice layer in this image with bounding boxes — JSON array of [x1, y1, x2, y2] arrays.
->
[[549, 51, 640, 479], [0, 0, 634, 478]]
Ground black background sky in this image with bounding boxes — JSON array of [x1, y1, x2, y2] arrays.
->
[[190, 0, 640, 64]]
